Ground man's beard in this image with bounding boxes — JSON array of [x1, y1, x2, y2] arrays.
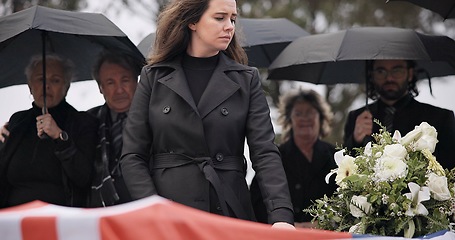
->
[[376, 82, 409, 101]]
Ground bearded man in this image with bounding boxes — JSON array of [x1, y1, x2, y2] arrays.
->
[[343, 60, 455, 170]]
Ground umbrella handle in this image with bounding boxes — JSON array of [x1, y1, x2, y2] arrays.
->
[[39, 107, 49, 140]]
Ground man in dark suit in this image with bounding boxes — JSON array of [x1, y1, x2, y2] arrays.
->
[[344, 59, 455, 170], [88, 52, 141, 206]]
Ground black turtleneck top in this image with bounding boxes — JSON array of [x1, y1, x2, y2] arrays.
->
[[182, 53, 219, 105]]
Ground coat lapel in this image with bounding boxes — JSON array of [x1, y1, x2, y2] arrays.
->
[[197, 54, 247, 119], [157, 61, 199, 115], [155, 53, 251, 119]]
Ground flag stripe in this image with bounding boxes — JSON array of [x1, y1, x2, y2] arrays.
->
[[22, 216, 57, 240]]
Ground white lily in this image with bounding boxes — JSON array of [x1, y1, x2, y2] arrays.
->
[[325, 149, 358, 187], [404, 182, 430, 216], [364, 142, 372, 156], [334, 149, 346, 166], [392, 130, 401, 142]]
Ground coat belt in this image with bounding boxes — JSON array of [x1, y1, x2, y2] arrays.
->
[[153, 153, 248, 220]]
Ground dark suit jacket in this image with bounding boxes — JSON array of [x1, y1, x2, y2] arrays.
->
[[344, 96, 455, 169], [121, 53, 294, 224], [88, 104, 132, 207], [250, 138, 337, 223]]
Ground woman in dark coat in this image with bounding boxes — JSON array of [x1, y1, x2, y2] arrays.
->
[[121, 0, 294, 228], [251, 89, 338, 227], [0, 54, 98, 208]]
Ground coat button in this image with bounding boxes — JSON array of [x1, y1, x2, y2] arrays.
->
[[220, 107, 229, 116], [215, 153, 224, 162], [163, 106, 171, 114]]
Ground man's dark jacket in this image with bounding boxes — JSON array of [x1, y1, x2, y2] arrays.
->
[[344, 96, 455, 170], [88, 104, 132, 207]]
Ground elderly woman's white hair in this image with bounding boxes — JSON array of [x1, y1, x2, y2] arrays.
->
[[278, 88, 334, 143], [25, 53, 75, 90]]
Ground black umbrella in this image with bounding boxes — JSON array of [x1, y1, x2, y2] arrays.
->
[[137, 32, 155, 60], [238, 18, 310, 68], [268, 26, 455, 85], [137, 18, 310, 68], [386, 0, 455, 20], [0, 5, 145, 110]]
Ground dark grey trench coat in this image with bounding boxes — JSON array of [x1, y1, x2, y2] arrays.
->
[[121, 53, 293, 224]]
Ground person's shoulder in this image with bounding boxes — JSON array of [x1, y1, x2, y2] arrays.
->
[[145, 55, 181, 71], [219, 53, 255, 72], [413, 99, 453, 113], [10, 108, 31, 120], [68, 107, 99, 126], [318, 140, 337, 149], [8, 108, 33, 126], [142, 58, 181, 82], [278, 139, 295, 156], [411, 100, 454, 118], [87, 105, 104, 116]]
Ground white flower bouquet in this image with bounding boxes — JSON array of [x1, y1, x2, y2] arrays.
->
[[305, 121, 455, 238]]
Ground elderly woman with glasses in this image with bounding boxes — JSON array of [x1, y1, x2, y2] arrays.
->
[[250, 89, 337, 227], [0, 54, 98, 208]]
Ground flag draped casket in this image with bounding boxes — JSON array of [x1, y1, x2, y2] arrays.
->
[[0, 195, 352, 240]]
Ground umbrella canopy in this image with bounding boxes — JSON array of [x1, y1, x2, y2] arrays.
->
[[268, 26, 455, 85], [238, 18, 310, 68], [0, 5, 145, 89], [137, 32, 155, 60], [136, 18, 310, 68], [386, 0, 455, 20]]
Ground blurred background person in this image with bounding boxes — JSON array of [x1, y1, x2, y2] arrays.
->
[[250, 89, 337, 227], [120, 0, 294, 228], [344, 60, 455, 169], [88, 51, 141, 206], [0, 54, 98, 208]]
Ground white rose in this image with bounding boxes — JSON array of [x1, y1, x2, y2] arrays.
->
[[383, 144, 407, 160], [400, 122, 438, 153], [427, 172, 451, 201], [415, 134, 438, 153], [350, 195, 372, 218]]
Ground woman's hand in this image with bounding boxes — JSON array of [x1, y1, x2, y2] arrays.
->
[[36, 114, 62, 140], [271, 222, 296, 230], [0, 122, 9, 143]]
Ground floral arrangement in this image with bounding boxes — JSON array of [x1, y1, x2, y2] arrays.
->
[[305, 121, 455, 238]]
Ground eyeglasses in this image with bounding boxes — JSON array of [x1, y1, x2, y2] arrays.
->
[[291, 110, 319, 119], [372, 67, 407, 80]]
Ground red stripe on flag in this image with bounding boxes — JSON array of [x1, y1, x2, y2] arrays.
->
[[22, 216, 58, 240]]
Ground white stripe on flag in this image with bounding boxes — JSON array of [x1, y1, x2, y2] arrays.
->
[[0, 215, 22, 240], [58, 215, 99, 240]]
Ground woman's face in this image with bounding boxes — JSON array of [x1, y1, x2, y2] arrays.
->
[[187, 0, 237, 57], [290, 101, 321, 141], [28, 59, 69, 109]]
